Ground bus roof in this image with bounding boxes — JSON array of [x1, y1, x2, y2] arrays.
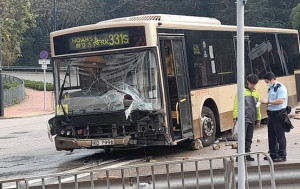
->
[[98, 14, 297, 34], [50, 14, 298, 57], [50, 14, 298, 37], [98, 14, 222, 25]]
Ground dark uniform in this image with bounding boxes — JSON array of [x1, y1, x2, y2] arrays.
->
[[267, 82, 287, 160]]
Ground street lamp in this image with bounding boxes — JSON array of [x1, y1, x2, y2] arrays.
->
[[237, 0, 246, 188]]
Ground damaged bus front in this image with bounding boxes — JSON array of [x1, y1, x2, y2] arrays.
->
[[48, 49, 168, 151]]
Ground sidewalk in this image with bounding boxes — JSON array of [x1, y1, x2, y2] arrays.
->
[[3, 88, 54, 118]]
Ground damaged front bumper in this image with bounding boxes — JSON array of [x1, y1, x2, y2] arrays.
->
[[54, 135, 132, 151]]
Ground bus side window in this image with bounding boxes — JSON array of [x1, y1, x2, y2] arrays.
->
[[277, 33, 297, 75], [212, 31, 236, 85], [247, 32, 270, 78], [187, 31, 218, 88], [191, 42, 217, 87]]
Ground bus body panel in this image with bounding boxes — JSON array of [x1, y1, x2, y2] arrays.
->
[[49, 14, 300, 151]]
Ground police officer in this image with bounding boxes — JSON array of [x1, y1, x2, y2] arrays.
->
[[261, 72, 287, 162]]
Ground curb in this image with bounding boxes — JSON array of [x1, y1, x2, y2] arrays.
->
[[0, 112, 54, 120]]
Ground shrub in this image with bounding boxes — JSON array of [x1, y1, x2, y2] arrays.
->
[[24, 80, 54, 91], [3, 81, 21, 89]]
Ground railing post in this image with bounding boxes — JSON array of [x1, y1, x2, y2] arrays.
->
[[223, 157, 236, 189]]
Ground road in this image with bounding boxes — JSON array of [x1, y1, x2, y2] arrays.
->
[[3, 71, 55, 83], [1, 113, 300, 182], [0, 114, 96, 180]]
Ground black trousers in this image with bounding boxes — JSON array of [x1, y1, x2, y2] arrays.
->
[[267, 111, 287, 158], [245, 122, 254, 153]]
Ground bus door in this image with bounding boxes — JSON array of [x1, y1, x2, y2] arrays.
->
[[159, 36, 193, 140]]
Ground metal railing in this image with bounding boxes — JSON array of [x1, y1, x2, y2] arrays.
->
[[2, 66, 53, 72], [2, 66, 71, 72], [2, 74, 25, 106], [0, 152, 276, 189]]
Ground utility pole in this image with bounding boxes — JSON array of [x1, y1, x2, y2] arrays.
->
[[237, 0, 246, 188], [0, 19, 4, 117]]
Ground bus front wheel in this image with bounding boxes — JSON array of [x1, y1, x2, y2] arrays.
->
[[200, 106, 216, 147]]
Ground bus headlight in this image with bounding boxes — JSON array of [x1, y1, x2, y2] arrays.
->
[[60, 129, 66, 135]]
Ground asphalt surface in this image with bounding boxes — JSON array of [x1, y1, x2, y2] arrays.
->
[[3, 71, 54, 83], [1, 71, 300, 184], [1, 109, 300, 182]]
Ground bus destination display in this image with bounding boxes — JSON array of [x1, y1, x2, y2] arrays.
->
[[53, 26, 146, 56], [69, 31, 130, 50]]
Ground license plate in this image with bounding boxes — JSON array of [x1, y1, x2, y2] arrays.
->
[[91, 139, 114, 146]]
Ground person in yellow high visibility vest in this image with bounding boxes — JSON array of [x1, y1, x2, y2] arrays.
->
[[233, 74, 261, 161]]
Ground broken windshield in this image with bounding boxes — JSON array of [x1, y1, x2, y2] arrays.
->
[[54, 49, 161, 117]]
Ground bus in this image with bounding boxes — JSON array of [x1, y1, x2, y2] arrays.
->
[[47, 14, 300, 152]]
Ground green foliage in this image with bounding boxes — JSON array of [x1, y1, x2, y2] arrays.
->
[[15, 27, 50, 66], [24, 80, 53, 91], [3, 81, 21, 89], [208, 0, 299, 28], [290, 3, 300, 31], [0, 0, 36, 66], [3, 0, 300, 67], [103, 0, 210, 19]]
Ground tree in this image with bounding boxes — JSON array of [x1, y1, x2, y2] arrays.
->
[[290, 3, 300, 31], [0, 0, 35, 66], [102, 0, 210, 19], [17, 0, 105, 66], [209, 0, 298, 28], [13, 0, 300, 66]]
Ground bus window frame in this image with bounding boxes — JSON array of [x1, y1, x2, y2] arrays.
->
[[52, 47, 164, 115]]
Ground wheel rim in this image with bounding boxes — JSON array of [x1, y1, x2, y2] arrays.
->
[[202, 115, 214, 137]]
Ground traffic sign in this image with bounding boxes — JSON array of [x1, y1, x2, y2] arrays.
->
[[39, 59, 50, 65], [39, 51, 48, 59], [42, 64, 47, 69]]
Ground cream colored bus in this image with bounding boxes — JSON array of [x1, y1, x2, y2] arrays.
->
[[48, 14, 300, 152]]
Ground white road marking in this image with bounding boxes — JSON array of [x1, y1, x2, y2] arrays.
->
[[100, 159, 143, 169]]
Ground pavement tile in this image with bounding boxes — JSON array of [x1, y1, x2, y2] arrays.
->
[[3, 88, 54, 118]]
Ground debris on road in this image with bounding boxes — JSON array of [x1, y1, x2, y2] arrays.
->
[[231, 143, 238, 149], [226, 137, 237, 141], [145, 157, 157, 163], [212, 143, 220, 150]]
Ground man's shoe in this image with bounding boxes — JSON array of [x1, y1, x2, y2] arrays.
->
[[246, 155, 255, 161], [273, 157, 287, 162]]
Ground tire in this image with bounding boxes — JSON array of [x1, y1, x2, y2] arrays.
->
[[200, 106, 217, 147]]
